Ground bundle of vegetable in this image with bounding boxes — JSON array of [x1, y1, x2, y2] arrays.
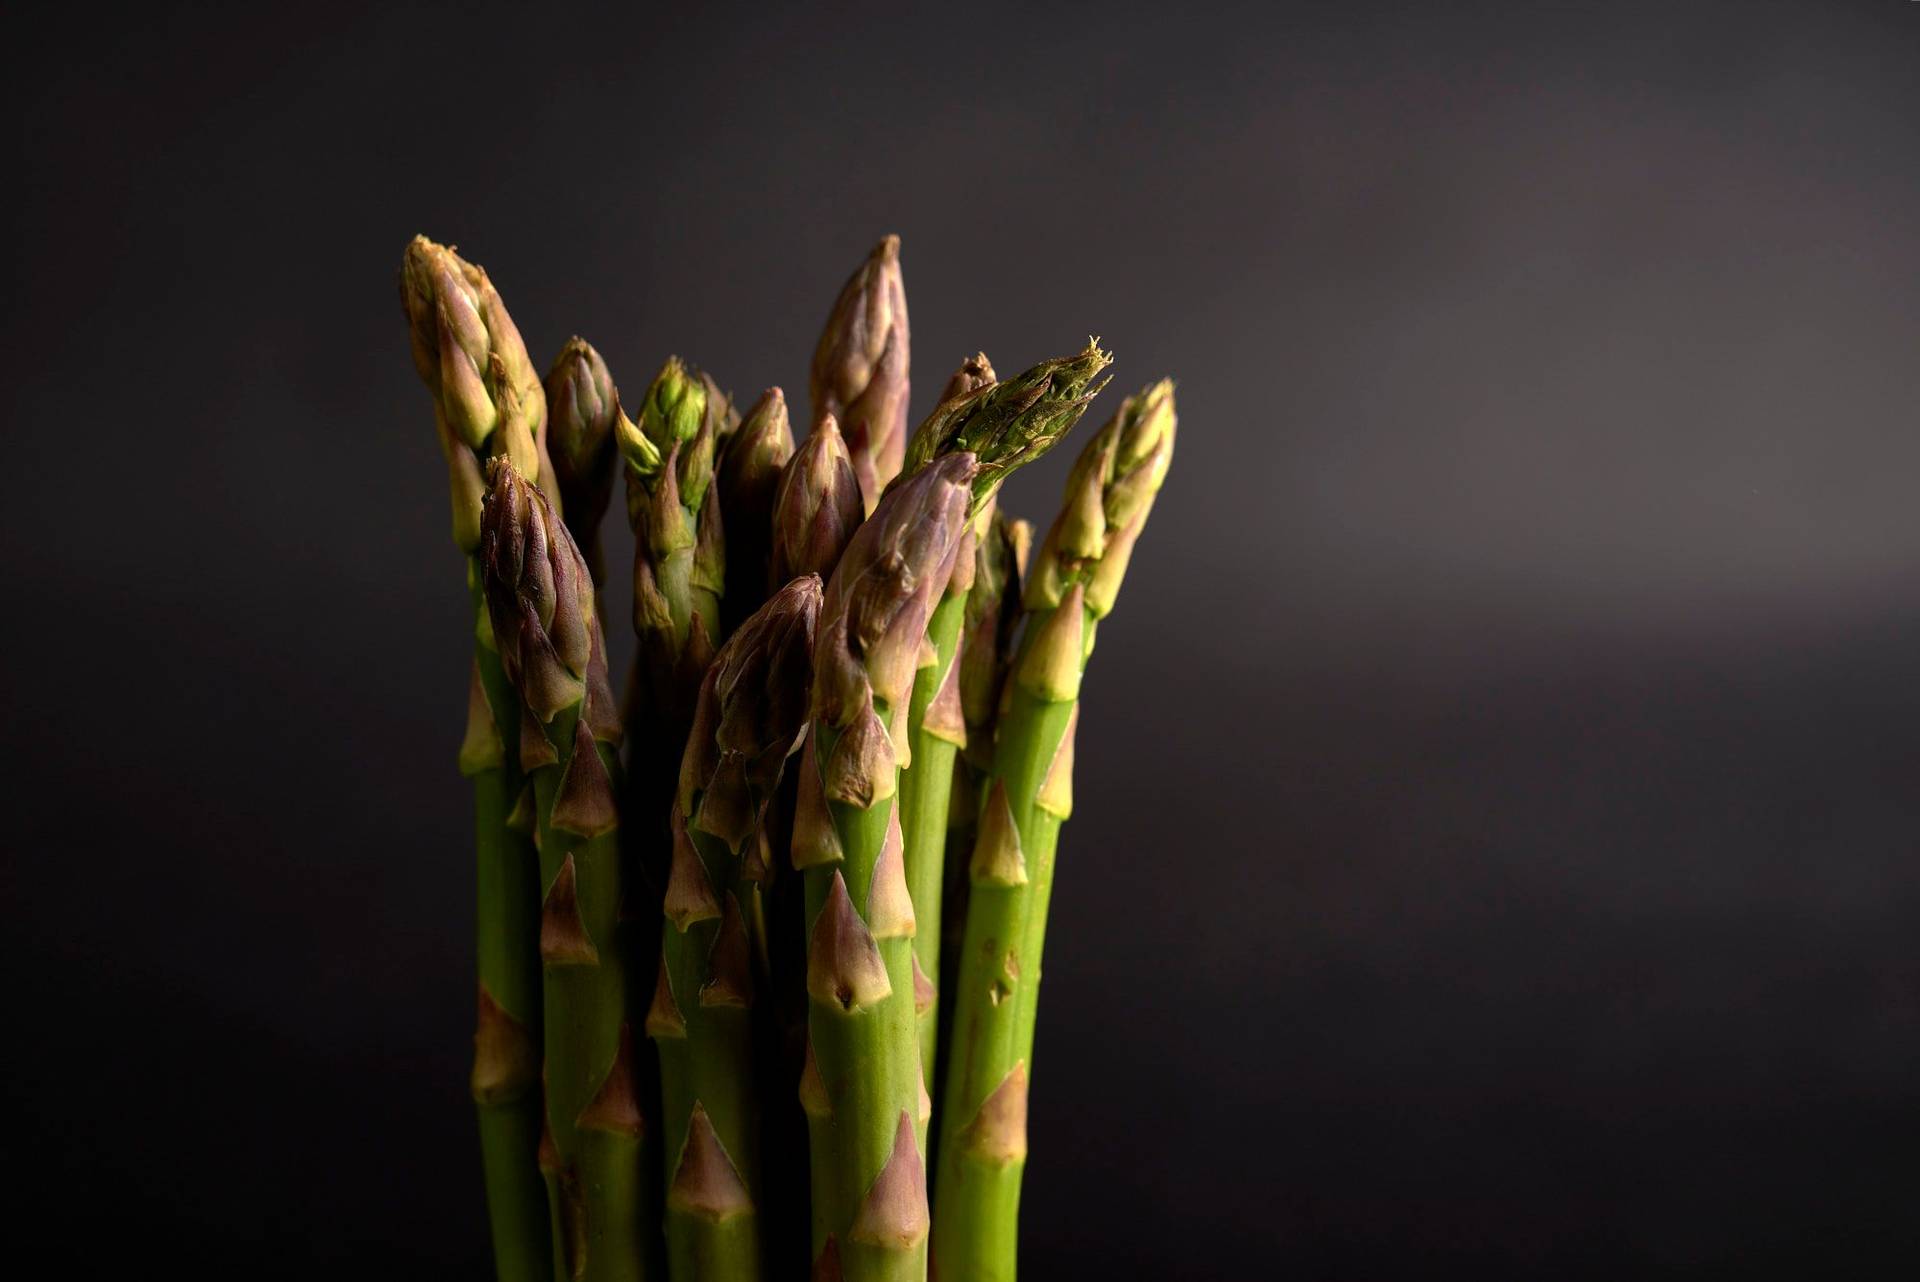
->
[[397, 234, 1176, 1282]]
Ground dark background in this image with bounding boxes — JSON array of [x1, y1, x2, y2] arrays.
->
[[7, 1, 1919, 1276]]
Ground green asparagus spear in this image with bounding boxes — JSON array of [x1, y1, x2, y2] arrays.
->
[[399, 235, 554, 1282], [481, 458, 648, 1282], [932, 505, 1029, 1153], [891, 344, 1112, 1089], [931, 380, 1176, 1282], [792, 454, 977, 1280], [811, 236, 910, 514], [649, 575, 823, 1280], [545, 338, 621, 586], [717, 389, 796, 634]]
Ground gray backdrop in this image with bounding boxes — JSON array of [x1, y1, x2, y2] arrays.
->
[[7, 1, 1918, 1275]]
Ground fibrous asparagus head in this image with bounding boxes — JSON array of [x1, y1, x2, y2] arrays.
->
[[678, 574, 824, 853], [812, 453, 977, 804], [1026, 377, 1177, 621], [899, 340, 1113, 512], [811, 235, 910, 514], [938, 351, 996, 404], [719, 388, 796, 519], [398, 236, 549, 550], [717, 388, 797, 623], [616, 356, 728, 660], [543, 337, 619, 563], [477, 456, 595, 723], [770, 412, 864, 588]]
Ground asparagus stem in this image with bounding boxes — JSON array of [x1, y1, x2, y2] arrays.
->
[[794, 456, 976, 1280], [401, 235, 557, 1281], [932, 382, 1176, 1282], [468, 600, 551, 1281], [482, 460, 649, 1282], [929, 509, 1029, 1171], [895, 591, 965, 1075], [811, 237, 910, 513], [653, 577, 822, 1280]]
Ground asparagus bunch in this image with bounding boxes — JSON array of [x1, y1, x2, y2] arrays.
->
[[398, 236, 555, 1282], [932, 381, 1177, 1281], [398, 229, 1178, 1282]]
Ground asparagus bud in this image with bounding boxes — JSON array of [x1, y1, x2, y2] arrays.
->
[[811, 235, 910, 513], [1026, 377, 1177, 619], [618, 356, 727, 709], [544, 338, 620, 581], [399, 236, 554, 550], [770, 413, 864, 588], [899, 341, 1112, 511], [938, 351, 996, 404], [717, 388, 797, 632]]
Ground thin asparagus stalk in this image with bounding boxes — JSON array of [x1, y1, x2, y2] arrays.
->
[[481, 459, 647, 1282], [792, 455, 977, 1280], [811, 236, 910, 514], [716, 389, 796, 635], [399, 235, 554, 1282], [545, 338, 621, 588], [891, 344, 1112, 1090], [650, 575, 822, 1280], [931, 380, 1176, 1282], [932, 506, 1029, 1153]]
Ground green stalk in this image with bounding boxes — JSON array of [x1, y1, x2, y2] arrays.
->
[[467, 588, 549, 1281], [933, 381, 1176, 1282], [929, 509, 1029, 1168], [793, 456, 976, 1280], [401, 235, 557, 1282], [895, 592, 963, 1074], [482, 460, 649, 1282], [649, 577, 822, 1281]]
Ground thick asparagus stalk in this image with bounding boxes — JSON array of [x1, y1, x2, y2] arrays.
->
[[892, 344, 1112, 1084], [931, 381, 1176, 1282], [480, 459, 647, 1282], [792, 455, 977, 1280], [811, 236, 909, 514], [545, 338, 621, 586], [650, 576, 822, 1280], [716, 389, 796, 635], [399, 235, 554, 1282]]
